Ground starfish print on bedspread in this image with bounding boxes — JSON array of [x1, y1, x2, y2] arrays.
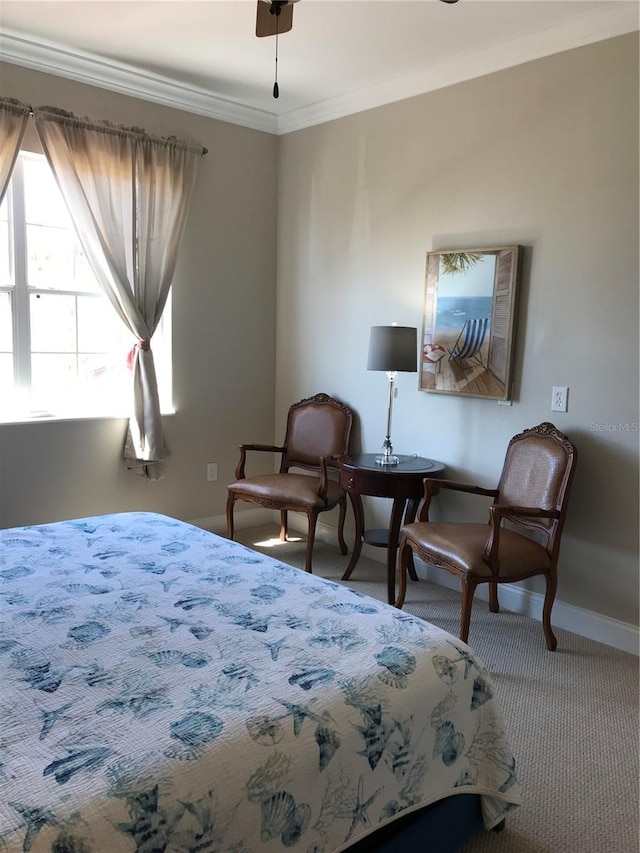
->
[[342, 776, 383, 842]]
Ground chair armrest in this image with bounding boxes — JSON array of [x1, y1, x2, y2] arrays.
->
[[416, 478, 499, 521], [317, 455, 329, 502], [431, 479, 499, 498], [234, 444, 286, 480], [490, 505, 560, 521], [482, 504, 560, 571]]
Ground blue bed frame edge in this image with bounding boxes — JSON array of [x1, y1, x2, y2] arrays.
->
[[347, 793, 484, 853]]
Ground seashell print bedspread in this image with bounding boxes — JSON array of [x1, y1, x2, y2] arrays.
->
[[0, 512, 521, 852]]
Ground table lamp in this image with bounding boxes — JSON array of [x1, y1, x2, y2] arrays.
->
[[367, 324, 418, 465]]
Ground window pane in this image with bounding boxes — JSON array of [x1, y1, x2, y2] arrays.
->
[[80, 353, 131, 404], [27, 224, 75, 291], [0, 196, 9, 289], [74, 244, 101, 293], [0, 353, 13, 391], [24, 156, 72, 228], [27, 225, 101, 294], [77, 295, 133, 353], [30, 353, 133, 416], [24, 158, 100, 295], [0, 292, 12, 353], [30, 293, 76, 352], [30, 353, 77, 410]]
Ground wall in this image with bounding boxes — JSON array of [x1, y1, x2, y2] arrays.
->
[[0, 62, 278, 527], [276, 35, 639, 629]]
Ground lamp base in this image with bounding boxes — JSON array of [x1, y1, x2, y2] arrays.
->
[[375, 454, 400, 466]]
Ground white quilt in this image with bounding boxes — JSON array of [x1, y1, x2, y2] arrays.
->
[[0, 512, 521, 852]]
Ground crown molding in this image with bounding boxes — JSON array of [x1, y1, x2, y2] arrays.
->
[[1, 2, 637, 138], [276, 2, 640, 134], [0, 30, 279, 134]]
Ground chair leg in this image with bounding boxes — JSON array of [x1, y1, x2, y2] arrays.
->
[[336, 497, 348, 556], [403, 499, 420, 582], [542, 570, 558, 651], [489, 583, 500, 613], [226, 493, 236, 541], [304, 512, 318, 573], [279, 510, 288, 542], [395, 538, 412, 609], [460, 577, 477, 644]]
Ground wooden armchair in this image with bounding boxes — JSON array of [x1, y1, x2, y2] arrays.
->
[[226, 393, 354, 573], [395, 422, 577, 650]]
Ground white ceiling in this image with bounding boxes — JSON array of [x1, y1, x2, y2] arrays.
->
[[0, 1, 638, 133]]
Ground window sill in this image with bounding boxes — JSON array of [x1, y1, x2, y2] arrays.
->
[[0, 409, 176, 426]]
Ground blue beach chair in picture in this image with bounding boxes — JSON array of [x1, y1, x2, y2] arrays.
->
[[448, 317, 490, 370]]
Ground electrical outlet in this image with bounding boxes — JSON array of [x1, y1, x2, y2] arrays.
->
[[206, 462, 218, 481], [551, 386, 568, 413]]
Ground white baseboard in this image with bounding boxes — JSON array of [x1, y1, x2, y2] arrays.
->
[[190, 511, 639, 656], [190, 508, 273, 536]]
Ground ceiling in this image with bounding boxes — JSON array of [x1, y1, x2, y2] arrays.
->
[[0, 1, 637, 134]]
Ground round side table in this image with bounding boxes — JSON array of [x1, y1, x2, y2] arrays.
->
[[339, 454, 446, 604]]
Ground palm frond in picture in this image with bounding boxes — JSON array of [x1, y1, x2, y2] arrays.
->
[[440, 252, 483, 275]]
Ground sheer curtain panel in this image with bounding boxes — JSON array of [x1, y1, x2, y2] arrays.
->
[[0, 98, 31, 203], [33, 107, 202, 479]]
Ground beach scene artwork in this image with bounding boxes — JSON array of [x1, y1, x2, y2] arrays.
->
[[420, 247, 521, 400]]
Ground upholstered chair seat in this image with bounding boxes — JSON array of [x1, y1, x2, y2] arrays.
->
[[400, 522, 552, 578], [227, 473, 346, 510]]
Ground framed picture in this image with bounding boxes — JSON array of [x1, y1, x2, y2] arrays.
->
[[419, 246, 522, 401]]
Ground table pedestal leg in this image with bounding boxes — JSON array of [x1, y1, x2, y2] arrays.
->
[[386, 498, 407, 605], [341, 491, 364, 580]]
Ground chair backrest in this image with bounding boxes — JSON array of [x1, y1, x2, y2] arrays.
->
[[281, 393, 353, 473], [451, 317, 489, 359], [496, 422, 577, 558]]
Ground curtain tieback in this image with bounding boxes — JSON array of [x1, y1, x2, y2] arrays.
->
[[127, 340, 151, 370]]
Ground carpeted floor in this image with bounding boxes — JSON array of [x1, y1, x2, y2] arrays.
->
[[236, 525, 639, 853]]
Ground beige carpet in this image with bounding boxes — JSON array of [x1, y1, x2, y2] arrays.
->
[[236, 525, 639, 853]]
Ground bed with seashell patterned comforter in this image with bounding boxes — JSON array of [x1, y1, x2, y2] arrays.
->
[[0, 512, 521, 852]]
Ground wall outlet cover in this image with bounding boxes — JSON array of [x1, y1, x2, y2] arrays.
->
[[551, 386, 568, 413]]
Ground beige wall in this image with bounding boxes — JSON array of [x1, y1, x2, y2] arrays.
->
[[0, 62, 278, 527], [276, 34, 639, 626]]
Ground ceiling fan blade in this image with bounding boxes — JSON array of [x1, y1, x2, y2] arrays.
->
[[256, 1, 294, 38]]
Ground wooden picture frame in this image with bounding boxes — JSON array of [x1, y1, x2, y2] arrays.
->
[[419, 246, 522, 401]]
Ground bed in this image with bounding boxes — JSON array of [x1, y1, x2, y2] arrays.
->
[[0, 512, 521, 852]]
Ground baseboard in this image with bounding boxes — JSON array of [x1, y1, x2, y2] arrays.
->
[[190, 511, 639, 656], [190, 508, 273, 536]]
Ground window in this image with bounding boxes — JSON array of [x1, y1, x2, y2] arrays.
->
[[0, 151, 171, 421]]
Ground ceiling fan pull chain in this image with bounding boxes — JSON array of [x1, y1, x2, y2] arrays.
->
[[273, 28, 279, 98]]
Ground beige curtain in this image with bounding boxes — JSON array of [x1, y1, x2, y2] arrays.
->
[[33, 107, 202, 480], [0, 98, 31, 203]]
